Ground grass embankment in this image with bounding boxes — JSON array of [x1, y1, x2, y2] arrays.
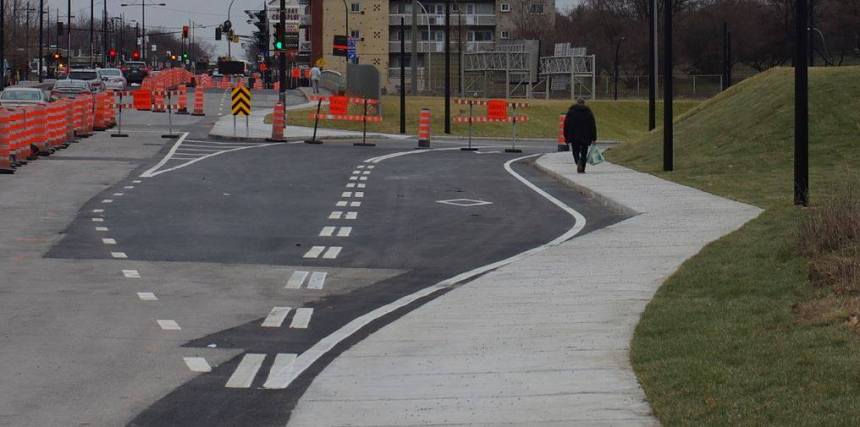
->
[[610, 67, 860, 425], [277, 96, 698, 142]]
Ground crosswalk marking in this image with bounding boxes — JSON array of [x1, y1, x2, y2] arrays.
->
[[307, 272, 327, 290], [124, 186, 134, 190], [366, 165, 375, 169], [346, 183, 356, 188], [113, 193, 124, 197], [357, 183, 366, 189], [102, 199, 113, 204], [122, 269, 140, 279], [303, 246, 326, 258], [362, 171, 371, 175], [261, 307, 292, 327], [359, 176, 368, 181], [356, 165, 365, 169], [322, 246, 342, 259], [157, 319, 181, 330], [352, 171, 361, 175], [329, 211, 343, 219], [349, 176, 358, 181], [262, 353, 299, 389], [225, 353, 266, 388], [341, 192, 353, 197], [336, 226, 352, 237], [132, 180, 142, 184], [91, 218, 104, 223], [95, 227, 109, 232], [350, 201, 361, 207], [183, 357, 212, 373], [111, 252, 127, 259], [335, 201, 348, 207], [355, 192, 364, 198], [286, 271, 309, 289], [319, 226, 336, 237], [102, 238, 117, 245], [92, 209, 104, 213], [290, 308, 314, 329], [345, 212, 358, 220], [137, 292, 158, 301]]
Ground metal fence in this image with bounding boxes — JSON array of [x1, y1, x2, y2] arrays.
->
[[597, 74, 754, 99]]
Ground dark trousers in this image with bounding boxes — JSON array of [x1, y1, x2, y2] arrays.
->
[[569, 143, 589, 168]]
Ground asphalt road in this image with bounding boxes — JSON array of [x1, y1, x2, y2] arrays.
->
[[0, 88, 627, 427]]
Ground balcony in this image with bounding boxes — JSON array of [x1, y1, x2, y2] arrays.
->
[[389, 40, 495, 53], [389, 14, 495, 27]]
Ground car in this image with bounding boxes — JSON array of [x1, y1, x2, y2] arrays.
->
[[67, 69, 105, 93], [0, 87, 50, 107], [51, 79, 91, 98], [97, 68, 127, 91], [122, 61, 149, 85]]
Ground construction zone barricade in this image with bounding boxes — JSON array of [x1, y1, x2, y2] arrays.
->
[[191, 87, 205, 116], [454, 98, 530, 153], [267, 103, 287, 142], [0, 109, 15, 173], [304, 95, 383, 146], [176, 85, 189, 114], [133, 90, 152, 110], [417, 108, 431, 149], [557, 114, 569, 152], [152, 90, 167, 113]]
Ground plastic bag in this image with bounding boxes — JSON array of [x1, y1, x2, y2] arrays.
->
[[587, 145, 605, 165]]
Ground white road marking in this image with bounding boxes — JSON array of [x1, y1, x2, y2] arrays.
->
[[357, 183, 366, 189], [366, 165, 375, 169], [319, 226, 336, 237], [328, 211, 343, 219], [359, 176, 368, 181], [140, 133, 279, 178], [124, 186, 134, 189], [122, 269, 140, 279], [113, 193, 124, 197], [137, 292, 158, 301], [352, 171, 360, 175], [262, 353, 299, 389], [101, 199, 113, 204], [336, 227, 352, 237], [345, 212, 358, 220], [350, 201, 361, 207], [261, 307, 292, 327], [285, 271, 309, 289], [335, 201, 348, 207], [132, 180, 142, 184], [362, 171, 371, 175], [307, 272, 327, 290], [290, 308, 314, 328], [183, 357, 212, 373], [225, 353, 266, 388], [322, 246, 342, 259], [356, 165, 365, 169], [303, 246, 326, 259], [346, 183, 356, 188], [341, 192, 353, 197], [111, 252, 127, 259], [348, 176, 358, 181], [102, 238, 117, 245], [267, 152, 587, 390], [157, 319, 181, 330], [92, 209, 104, 213], [95, 227, 109, 232], [355, 192, 364, 198]]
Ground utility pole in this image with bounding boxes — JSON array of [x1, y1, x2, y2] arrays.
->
[[808, 0, 815, 67], [663, 0, 673, 172], [794, 0, 809, 206], [90, 0, 94, 66], [410, 0, 417, 95], [1, 0, 5, 89], [279, 0, 286, 105], [39, 0, 44, 82], [25, 2, 36, 80], [648, 0, 656, 130], [103, 0, 108, 66], [444, 0, 450, 134], [613, 37, 625, 101], [400, 17, 406, 134], [67, 0, 71, 61]]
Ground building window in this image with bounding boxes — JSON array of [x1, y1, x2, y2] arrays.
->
[[500, 31, 510, 40], [466, 3, 475, 14], [500, 3, 510, 12], [467, 30, 493, 42], [350, 2, 361, 12], [435, 4, 444, 14], [528, 3, 544, 14], [435, 31, 444, 42]]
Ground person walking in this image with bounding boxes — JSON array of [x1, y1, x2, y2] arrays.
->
[[310, 65, 321, 94], [563, 98, 598, 173]]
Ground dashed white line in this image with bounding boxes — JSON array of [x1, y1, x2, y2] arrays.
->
[[303, 246, 326, 259], [336, 227, 352, 237], [262, 353, 298, 389], [102, 199, 113, 204], [92, 209, 104, 213], [183, 357, 212, 373], [328, 211, 343, 219], [137, 292, 158, 301], [290, 308, 314, 329], [113, 193, 124, 197], [355, 192, 364, 198], [122, 269, 140, 279], [350, 201, 361, 207], [322, 246, 342, 259], [261, 307, 292, 328], [225, 353, 266, 388], [345, 212, 358, 220], [319, 226, 336, 237], [157, 319, 181, 330], [307, 272, 327, 290], [286, 271, 309, 289], [335, 201, 348, 207], [102, 238, 117, 245], [111, 252, 127, 259], [91, 218, 104, 223], [95, 227, 109, 232], [341, 192, 353, 197]]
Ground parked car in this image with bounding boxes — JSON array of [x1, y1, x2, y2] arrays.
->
[[67, 69, 105, 93], [0, 87, 49, 107], [97, 68, 127, 91], [122, 61, 149, 85], [51, 79, 92, 98]]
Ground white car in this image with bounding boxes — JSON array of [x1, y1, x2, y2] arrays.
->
[[98, 68, 127, 91], [0, 87, 50, 107], [68, 69, 106, 93]]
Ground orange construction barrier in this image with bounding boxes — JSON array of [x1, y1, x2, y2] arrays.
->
[[557, 114, 569, 152], [133, 89, 152, 110], [191, 88, 205, 116], [177, 85, 189, 114], [152, 90, 167, 113], [0, 109, 17, 173], [417, 108, 431, 149], [27, 105, 52, 155], [267, 103, 287, 142]]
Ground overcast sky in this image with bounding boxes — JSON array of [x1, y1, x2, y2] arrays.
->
[[43, 0, 581, 57]]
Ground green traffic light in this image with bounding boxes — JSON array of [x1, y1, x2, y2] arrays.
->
[[182, 53, 188, 59], [274, 41, 284, 50]]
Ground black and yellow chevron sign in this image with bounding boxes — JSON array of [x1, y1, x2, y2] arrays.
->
[[231, 86, 251, 116]]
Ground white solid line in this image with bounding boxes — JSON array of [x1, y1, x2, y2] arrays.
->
[[137, 292, 158, 301], [122, 269, 140, 279], [335, 201, 347, 207], [355, 192, 364, 198], [157, 319, 181, 330], [285, 271, 309, 289], [322, 246, 342, 259], [303, 246, 326, 259], [92, 209, 104, 213], [307, 272, 327, 290], [113, 193, 124, 197], [225, 353, 266, 388], [357, 184, 366, 189], [345, 212, 358, 220], [139, 133, 189, 178], [102, 238, 117, 245], [341, 192, 353, 197], [262, 353, 299, 389], [346, 183, 356, 188], [328, 211, 343, 219], [261, 307, 292, 328], [350, 201, 361, 207], [111, 252, 127, 259], [183, 357, 212, 373], [269, 152, 587, 390], [95, 227, 108, 232], [319, 226, 336, 237], [336, 227, 352, 237], [290, 308, 314, 328], [101, 199, 113, 204]]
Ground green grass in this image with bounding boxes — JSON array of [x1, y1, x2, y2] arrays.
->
[[609, 67, 860, 425], [277, 96, 698, 142]]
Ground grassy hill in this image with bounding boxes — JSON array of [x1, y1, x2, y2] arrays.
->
[[611, 67, 860, 425]]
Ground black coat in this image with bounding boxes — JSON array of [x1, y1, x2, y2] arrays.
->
[[563, 104, 597, 145]]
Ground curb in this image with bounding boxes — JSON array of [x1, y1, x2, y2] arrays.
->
[[534, 154, 639, 218]]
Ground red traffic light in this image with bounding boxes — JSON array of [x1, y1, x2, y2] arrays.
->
[[53, 52, 61, 60], [132, 50, 141, 60], [182, 26, 189, 39], [109, 48, 117, 58]]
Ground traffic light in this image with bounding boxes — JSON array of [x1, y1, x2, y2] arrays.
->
[[170, 54, 177, 61], [53, 52, 61, 61], [182, 53, 189, 60], [132, 50, 141, 60], [182, 26, 189, 39], [273, 23, 284, 51], [215, 26, 222, 41], [109, 48, 117, 58]]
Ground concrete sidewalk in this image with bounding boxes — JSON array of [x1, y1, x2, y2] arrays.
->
[[288, 153, 762, 426]]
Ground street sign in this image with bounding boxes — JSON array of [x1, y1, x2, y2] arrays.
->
[[347, 37, 357, 62], [151, 44, 157, 52], [329, 96, 348, 115], [232, 86, 251, 116], [285, 32, 300, 50], [487, 99, 508, 120], [332, 35, 348, 57]]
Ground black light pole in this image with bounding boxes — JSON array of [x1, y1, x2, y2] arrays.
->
[[613, 36, 625, 101], [103, 0, 108, 65], [794, 0, 809, 206], [662, 0, 673, 172], [90, 0, 94, 66], [279, 0, 286, 105], [648, 0, 656, 131], [444, 0, 450, 134], [400, 17, 406, 134], [808, 0, 815, 67], [1, 0, 5, 89], [38, 0, 44, 82], [121, 2, 166, 64], [67, 0, 71, 61]]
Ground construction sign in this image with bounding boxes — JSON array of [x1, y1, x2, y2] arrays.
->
[[231, 86, 251, 116], [487, 99, 508, 120], [328, 96, 349, 115]]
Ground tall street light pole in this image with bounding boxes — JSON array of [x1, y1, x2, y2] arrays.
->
[[121, 2, 166, 64], [279, 0, 286, 105], [794, 0, 809, 206], [648, 0, 656, 130], [662, 0, 673, 172], [39, 0, 44, 82], [444, 0, 450, 134], [613, 36, 625, 101], [90, 0, 94, 66], [1, 0, 5, 89], [400, 17, 406, 134]]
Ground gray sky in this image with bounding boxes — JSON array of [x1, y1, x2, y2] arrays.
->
[[44, 0, 581, 57]]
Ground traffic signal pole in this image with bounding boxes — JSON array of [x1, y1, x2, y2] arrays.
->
[[1, 0, 5, 89], [39, 0, 44, 82], [279, 0, 286, 105], [794, 0, 809, 206]]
